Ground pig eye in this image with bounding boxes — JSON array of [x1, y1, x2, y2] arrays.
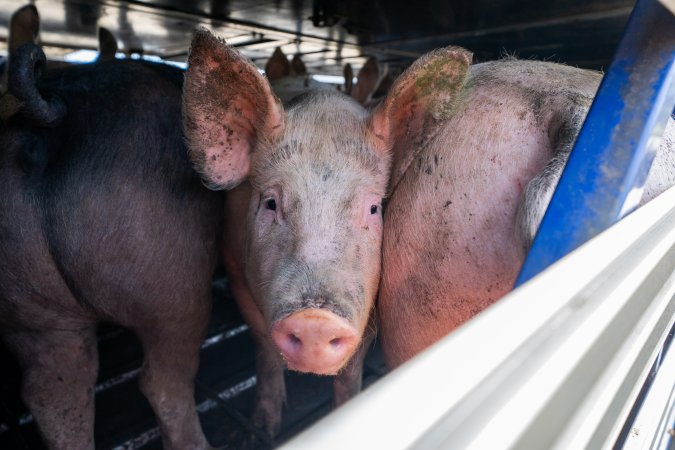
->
[[265, 198, 277, 211], [370, 205, 378, 215]]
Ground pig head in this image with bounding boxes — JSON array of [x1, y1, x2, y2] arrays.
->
[[182, 27, 472, 435]]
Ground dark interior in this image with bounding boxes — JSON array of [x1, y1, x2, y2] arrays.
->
[[1, 0, 633, 73]]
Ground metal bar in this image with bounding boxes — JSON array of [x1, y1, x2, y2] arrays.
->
[[100, 0, 358, 48], [0, 322, 250, 438], [94, 0, 423, 59], [281, 185, 675, 450], [516, 0, 675, 286], [232, 38, 293, 50], [619, 326, 675, 450]]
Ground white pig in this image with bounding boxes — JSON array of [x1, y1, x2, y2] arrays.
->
[[377, 51, 675, 369], [181, 28, 451, 436]]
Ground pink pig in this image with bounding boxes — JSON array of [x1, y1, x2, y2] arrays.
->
[[181, 28, 458, 436], [377, 52, 675, 369]]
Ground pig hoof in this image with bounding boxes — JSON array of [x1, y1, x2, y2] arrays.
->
[[252, 403, 282, 438]]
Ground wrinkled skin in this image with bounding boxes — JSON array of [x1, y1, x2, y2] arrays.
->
[[378, 57, 675, 369], [181, 28, 465, 437], [0, 45, 222, 449]]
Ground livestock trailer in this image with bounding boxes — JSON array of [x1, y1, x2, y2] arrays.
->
[[0, 0, 673, 449]]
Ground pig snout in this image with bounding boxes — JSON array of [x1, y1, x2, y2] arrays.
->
[[271, 308, 359, 375]]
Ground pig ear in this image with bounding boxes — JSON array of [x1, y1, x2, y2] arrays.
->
[[351, 57, 380, 105], [183, 27, 284, 190], [97, 27, 118, 62], [291, 54, 307, 75], [9, 5, 40, 54], [265, 47, 291, 81], [343, 63, 354, 95], [370, 46, 472, 193]]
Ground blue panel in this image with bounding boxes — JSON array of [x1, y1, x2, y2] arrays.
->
[[515, 0, 675, 286]]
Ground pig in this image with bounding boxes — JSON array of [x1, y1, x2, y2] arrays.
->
[[342, 57, 381, 106], [1, 4, 40, 91], [363, 68, 398, 110], [0, 42, 222, 449], [182, 28, 420, 436], [265, 45, 382, 106], [265, 47, 319, 103], [96, 26, 119, 62], [1, 4, 118, 90], [375, 48, 675, 368], [8, 5, 39, 58]]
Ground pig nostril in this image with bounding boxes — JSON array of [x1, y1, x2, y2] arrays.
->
[[329, 337, 342, 348], [289, 333, 302, 347]]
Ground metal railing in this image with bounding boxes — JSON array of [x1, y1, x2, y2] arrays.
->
[[282, 184, 675, 450]]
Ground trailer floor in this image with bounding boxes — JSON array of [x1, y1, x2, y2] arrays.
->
[[0, 277, 388, 450]]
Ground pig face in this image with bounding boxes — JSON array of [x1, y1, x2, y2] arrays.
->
[[183, 27, 472, 374], [245, 90, 389, 344]]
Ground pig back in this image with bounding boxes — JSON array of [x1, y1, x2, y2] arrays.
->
[[0, 60, 223, 329], [378, 60, 601, 368]]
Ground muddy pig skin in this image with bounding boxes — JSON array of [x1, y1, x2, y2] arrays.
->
[[0, 44, 222, 449], [181, 28, 469, 436], [377, 51, 675, 369]]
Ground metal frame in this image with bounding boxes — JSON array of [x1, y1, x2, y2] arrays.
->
[[516, 0, 675, 286], [620, 328, 675, 450], [281, 2, 675, 448]]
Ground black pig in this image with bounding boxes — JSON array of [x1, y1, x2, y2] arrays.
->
[[0, 43, 222, 450]]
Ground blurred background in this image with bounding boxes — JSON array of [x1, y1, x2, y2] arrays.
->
[[0, 0, 635, 77]]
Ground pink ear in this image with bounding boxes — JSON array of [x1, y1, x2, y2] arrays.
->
[[183, 28, 284, 190], [369, 46, 472, 193]]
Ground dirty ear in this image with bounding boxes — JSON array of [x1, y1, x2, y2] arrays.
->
[[351, 57, 380, 105], [97, 27, 118, 62], [265, 47, 291, 81], [369, 46, 472, 193], [183, 27, 284, 190]]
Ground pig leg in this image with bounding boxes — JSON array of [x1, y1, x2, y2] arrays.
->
[[3, 326, 98, 450], [229, 277, 286, 437], [333, 315, 376, 406], [134, 308, 212, 450], [251, 337, 286, 437]]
